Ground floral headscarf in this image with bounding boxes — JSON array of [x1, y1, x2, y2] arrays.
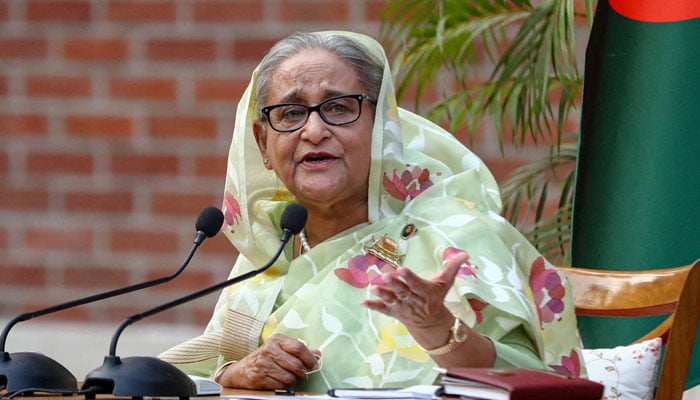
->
[[220, 31, 502, 266]]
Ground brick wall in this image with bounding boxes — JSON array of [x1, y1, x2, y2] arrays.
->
[[0, 0, 564, 329]]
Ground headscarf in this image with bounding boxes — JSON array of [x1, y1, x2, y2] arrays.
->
[[165, 31, 585, 391]]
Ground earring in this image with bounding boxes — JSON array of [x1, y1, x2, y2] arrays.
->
[[263, 158, 269, 164]]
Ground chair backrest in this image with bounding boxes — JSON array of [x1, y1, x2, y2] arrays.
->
[[557, 258, 700, 400]]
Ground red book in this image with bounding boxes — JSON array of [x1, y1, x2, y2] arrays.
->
[[439, 368, 604, 400]]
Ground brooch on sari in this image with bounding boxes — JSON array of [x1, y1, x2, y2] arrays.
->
[[365, 234, 404, 269]]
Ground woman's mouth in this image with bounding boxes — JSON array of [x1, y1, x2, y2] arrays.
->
[[302, 153, 336, 164]]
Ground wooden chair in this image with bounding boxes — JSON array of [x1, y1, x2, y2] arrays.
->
[[558, 258, 700, 400]]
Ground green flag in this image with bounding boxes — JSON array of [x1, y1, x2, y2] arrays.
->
[[571, 0, 700, 390]]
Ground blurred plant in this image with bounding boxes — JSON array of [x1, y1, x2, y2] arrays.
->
[[380, 0, 595, 264]]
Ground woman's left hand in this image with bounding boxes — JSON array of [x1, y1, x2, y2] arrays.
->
[[360, 252, 496, 367], [359, 252, 467, 338]]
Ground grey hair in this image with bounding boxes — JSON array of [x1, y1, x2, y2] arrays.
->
[[254, 32, 384, 119]]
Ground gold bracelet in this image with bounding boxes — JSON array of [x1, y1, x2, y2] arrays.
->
[[422, 339, 464, 356], [212, 360, 236, 382], [419, 317, 469, 356]]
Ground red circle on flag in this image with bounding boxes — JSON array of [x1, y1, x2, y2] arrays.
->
[[610, 0, 700, 22]]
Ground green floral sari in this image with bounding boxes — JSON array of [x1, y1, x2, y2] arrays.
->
[[160, 31, 585, 392]]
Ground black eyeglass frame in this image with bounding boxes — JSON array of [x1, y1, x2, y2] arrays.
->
[[261, 93, 376, 133]]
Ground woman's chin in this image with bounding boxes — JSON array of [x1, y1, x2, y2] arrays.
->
[[295, 183, 352, 205]]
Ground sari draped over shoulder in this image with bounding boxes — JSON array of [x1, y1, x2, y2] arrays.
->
[[159, 31, 585, 391]]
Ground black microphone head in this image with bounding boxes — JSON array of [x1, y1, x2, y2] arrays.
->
[[196, 206, 224, 238], [281, 203, 307, 235]]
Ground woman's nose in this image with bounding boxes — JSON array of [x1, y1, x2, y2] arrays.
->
[[299, 111, 331, 143]]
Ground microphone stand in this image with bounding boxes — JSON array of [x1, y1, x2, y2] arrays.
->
[[0, 207, 223, 394], [82, 205, 305, 399]]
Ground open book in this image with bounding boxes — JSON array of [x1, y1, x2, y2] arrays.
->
[[438, 368, 604, 400]]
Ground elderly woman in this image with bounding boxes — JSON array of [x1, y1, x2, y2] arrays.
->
[[160, 31, 584, 391]]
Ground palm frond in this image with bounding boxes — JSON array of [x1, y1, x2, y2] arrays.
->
[[380, 0, 593, 262], [524, 205, 572, 264], [500, 141, 578, 224], [382, 0, 584, 148], [499, 141, 578, 263]]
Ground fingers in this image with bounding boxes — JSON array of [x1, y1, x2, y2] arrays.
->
[[379, 269, 413, 299], [240, 352, 298, 389], [360, 252, 469, 321], [232, 334, 321, 390], [279, 336, 321, 372], [396, 251, 467, 297], [367, 278, 409, 305], [440, 251, 469, 284]]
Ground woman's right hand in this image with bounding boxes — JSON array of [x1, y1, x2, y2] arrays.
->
[[217, 333, 321, 390]]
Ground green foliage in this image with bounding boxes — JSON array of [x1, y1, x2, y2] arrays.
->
[[380, 0, 594, 264]]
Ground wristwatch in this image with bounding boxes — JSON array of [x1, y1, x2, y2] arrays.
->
[[421, 317, 470, 356]]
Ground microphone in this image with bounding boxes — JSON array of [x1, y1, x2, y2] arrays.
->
[[81, 203, 307, 399], [0, 206, 224, 395]]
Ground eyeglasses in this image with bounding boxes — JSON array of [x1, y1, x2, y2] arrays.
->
[[261, 94, 376, 133]]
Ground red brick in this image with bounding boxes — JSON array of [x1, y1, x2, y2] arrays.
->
[[231, 38, 278, 62], [108, 0, 176, 22], [451, 123, 485, 150], [147, 269, 215, 290], [25, 75, 91, 97], [0, 228, 7, 249], [562, 117, 580, 139], [151, 192, 220, 216], [0, 75, 7, 95], [106, 304, 177, 323], [193, 0, 263, 22], [574, 0, 590, 16], [505, 196, 564, 230], [110, 229, 179, 253], [65, 191, 133, 213], [0, 264, 47, 286], [0, 0, 423, 330], [398, 80, 441, 106], [0, 114, 48, 135], [195, 78, 247, 101], [195, 154, 227, 177], [148, 39, 216, 61], [111, 153, 179, 175], [500, 125, 557, 148], [481, 157, 529, 185], [25, 227, 93, 251], [0, 152, 7, 174], [110, 76, 176, 100], [27, 152, 94, 174], [198, 233, 237, 256], [63, 37, 128, 61], [0, 38, 47, 58], [26, 305, 91, 322], [63, 266, 130, 288], [149, 116, 217, 139], [0, 189, 48, 210], [279, 0, 350, 22], [365, 0, 387, 21], [65, 115, 133, 139], [193, 306, 216, 326], [27, 0, 91, 22]]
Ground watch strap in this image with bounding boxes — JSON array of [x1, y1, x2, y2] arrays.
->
[[420, 317, 468, 356]]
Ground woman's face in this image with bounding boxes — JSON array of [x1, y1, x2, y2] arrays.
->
[[253, 48, 374, 212]]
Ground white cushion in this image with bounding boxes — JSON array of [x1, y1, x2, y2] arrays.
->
[[582, 337, 662, 400]]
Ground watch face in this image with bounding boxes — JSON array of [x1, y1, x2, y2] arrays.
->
[[454, 319, 469, 342]]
